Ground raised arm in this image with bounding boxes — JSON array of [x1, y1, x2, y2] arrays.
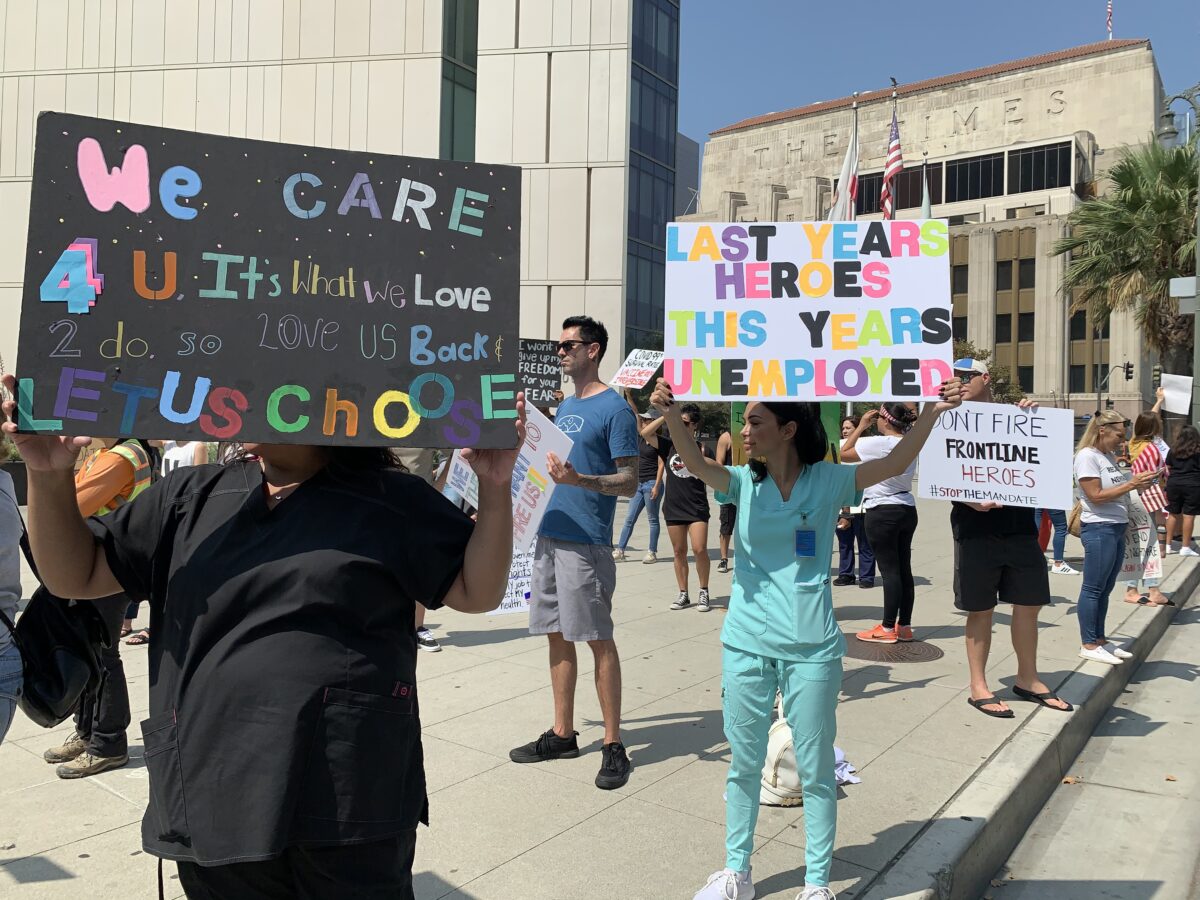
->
[[647, 378, 731, 495], [640, 416, 664, 449], [1, 377, 121, 599], [1151, 386, 1164, 415], [838, 410, 878, 463], [855, 379, 963, 491]]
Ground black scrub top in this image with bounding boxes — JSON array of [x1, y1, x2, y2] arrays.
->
[[88, 460, 473, 866]]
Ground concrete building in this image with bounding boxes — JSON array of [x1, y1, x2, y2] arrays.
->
[[0, 0, 683, 380], [681, 39, 1166, 418]]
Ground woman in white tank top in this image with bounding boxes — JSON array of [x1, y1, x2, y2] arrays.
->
[[161, 440, 209, 478]]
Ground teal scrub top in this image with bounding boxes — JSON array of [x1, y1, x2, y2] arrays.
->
[[714, 462, 857, 662]]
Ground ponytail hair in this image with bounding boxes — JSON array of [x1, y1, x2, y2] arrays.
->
[[878, 403, 918, 433], [747, 402, 828, 483]]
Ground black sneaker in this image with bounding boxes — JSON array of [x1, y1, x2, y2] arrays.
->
[[670, 591, 692, 610], [833, 575, 856, 586], [716, 558, 729, 573], [509, 729, 580, 764], [595, 741, 631, 790], [415, 627, 442, 652], [858, 579, 875, 589]]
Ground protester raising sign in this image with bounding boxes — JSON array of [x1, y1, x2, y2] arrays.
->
[[664, 221, 952, 401], [519, 338, 562, 406], [446, 404, 572, 553], [917, 402, 1074, 509], [16, 113, 521, 448], [610, 348, 665, 390]]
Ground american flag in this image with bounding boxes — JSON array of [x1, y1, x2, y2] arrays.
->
[[880, 111, 904, 220], [1107, 0, 1112, 38]]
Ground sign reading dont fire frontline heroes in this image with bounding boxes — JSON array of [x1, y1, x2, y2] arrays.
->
[[664, 221, 952, 401], [15, 113, 521, 448]]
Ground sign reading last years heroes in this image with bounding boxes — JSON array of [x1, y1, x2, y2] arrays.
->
[[15, 113, 521, 449]]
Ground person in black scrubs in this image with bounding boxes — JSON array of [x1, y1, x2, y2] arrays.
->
[[3, 374, 525, 900], [641, 404, 716, 611]]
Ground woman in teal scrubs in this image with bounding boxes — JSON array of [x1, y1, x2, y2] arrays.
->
[[647, 380, 963, 900]]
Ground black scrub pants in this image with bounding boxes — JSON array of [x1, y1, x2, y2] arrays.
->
[[176, 832, 417, 899], [75, 594, 131, 757]]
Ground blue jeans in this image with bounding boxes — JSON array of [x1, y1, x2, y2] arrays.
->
[[0, 640, 21, 746], [837, 513, 875, 579], [617, 479, 660, 553], [1035, 508, 1068, 562], [1078, 522, 1127, 645]]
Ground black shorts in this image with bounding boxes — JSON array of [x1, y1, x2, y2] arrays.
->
[[1166, 481, 1200, 516], [719, 503, 737, 536], [666, 517, 709, 528], [953, 533, 1050, 612]]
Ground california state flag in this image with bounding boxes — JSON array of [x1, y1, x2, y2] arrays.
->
[[828, 114, 859, 221]]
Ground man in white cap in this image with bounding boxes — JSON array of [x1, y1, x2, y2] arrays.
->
[[950, 358, 1072, 717]]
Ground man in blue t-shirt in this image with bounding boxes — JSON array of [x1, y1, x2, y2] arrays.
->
[[509, 316, 639, 791]]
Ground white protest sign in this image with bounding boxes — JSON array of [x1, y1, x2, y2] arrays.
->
[[445, 404, 573, 554], [1121, 490, 1162, 582], [1161, 373, 1192, 415], [917, 402, 1074, 509], [610, 348, 665, 390], [664, 221, 952, 401], [489, 549, 534, 616]]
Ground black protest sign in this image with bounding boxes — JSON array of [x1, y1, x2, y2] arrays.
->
[[518, 339, 561, 406], [15, 113, 521, 448]]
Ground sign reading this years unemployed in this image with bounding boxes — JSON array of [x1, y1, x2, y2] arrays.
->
[[664, 221, 952, 402], [16, 113, 521, 448]]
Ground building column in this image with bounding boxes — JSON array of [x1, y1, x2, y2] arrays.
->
[[966, 227, 995, 350], [1033, 219, 1068, 399]]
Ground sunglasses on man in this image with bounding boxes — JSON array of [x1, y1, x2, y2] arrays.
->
[[954, 370, 983, 384], [556, 339, 596, 353]]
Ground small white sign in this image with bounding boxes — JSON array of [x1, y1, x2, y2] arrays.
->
[[1122, 490, 1162, 582], [445, 404, 573, 554], [489, 549, 534, 616], [609, 348, 665, 390], [917, 402, 1075, 509], [1160, 373, 1193, 415]]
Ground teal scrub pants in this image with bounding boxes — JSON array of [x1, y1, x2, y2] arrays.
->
[[721, 645, 841, 886]]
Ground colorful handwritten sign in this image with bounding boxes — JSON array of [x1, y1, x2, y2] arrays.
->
[[610, 348, 665, 390], [1122, 491, 1162, 582], [15, 113, 521, 448], [664, 221, 952, 401], [917, 402, 1074, 509], [446, 404, 572, 553], [519, 338, 562, 406]]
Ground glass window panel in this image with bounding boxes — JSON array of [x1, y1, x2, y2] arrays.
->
[[1069, 310, 1087, 340], [952, 265, 969, 295], [1070, 365, 1086, 393], [995, 313, 1012, 343], [1018, 366, 1034, 393], [996, 260, 1013, 291], [952, 316, 968, 341], [1018, 258, 1035, 290], [1018, 312, 1035, 342]]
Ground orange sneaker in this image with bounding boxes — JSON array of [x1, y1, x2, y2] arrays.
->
[[856, 624, 897, 644], [896, 625, 914, 642]]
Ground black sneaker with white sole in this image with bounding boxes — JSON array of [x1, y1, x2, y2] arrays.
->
[[595, 741, 631, 790], [716, 558, 729, 573], [415, 627, 441, 652], [509, 729, 580, 763], [670, 591, 691, 610], [697, 588, 711, 612]]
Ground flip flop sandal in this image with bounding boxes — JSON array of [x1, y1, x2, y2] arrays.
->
[[1152, 597, 1177, 606], [119, 626, 133, 638], [967, 696, 1014, 718], [1012, 685, 1073, 712], [1124, 595, 1152, 605], [125, 629, 151, 645]]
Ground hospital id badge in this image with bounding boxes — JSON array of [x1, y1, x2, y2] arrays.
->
[[795, 529, 816, 558]]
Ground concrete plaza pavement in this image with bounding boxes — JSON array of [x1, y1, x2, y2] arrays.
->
[[1, 495, 1195, 899]]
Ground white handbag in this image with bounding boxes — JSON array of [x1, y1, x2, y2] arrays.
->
[[759, 717, 805, 807]]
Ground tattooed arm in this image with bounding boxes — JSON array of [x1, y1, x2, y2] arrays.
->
[[546, 454, 638, 498]]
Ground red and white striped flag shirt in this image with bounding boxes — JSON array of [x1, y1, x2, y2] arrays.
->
[[880, 111, 904, 220]]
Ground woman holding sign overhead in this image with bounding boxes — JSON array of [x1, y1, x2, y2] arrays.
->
[[646, 377, 964, 900], [2, 373, 525, 900]]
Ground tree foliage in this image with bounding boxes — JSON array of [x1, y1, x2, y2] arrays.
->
[[1053, 139, 1198, 371]]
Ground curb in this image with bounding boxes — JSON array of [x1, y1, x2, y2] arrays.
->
[[859, 557, 1200, 900]]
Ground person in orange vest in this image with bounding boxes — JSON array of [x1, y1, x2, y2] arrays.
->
[[43, 437, 156, 779]]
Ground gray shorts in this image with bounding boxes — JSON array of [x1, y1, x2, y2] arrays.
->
[[529, 536, 616, 642]]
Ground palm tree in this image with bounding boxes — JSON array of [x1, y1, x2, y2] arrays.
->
[[1052, 139, 1198, 374]]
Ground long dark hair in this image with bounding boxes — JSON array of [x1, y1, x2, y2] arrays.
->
[[1173, 425, 1200, 459], [747, 402, 828, 483], [878, 403, 918, 434]]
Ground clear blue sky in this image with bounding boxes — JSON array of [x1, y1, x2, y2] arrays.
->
[[678, 0, 1198, 143]]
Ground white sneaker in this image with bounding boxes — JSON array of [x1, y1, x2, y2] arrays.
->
[[1180, 546, 1200, 557], [798, 888, 837, 900], [1109, 644, 1134, 660], [1079, 645, 1123, 666], [1050, 562, 1080, 575], [692, 868, 754, 900], [642, 551, 657, 564]]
